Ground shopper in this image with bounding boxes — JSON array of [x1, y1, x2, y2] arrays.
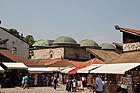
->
[[93, 74, 103, 93], [53, 76, 58, 90], [23, 75, 29, 89]]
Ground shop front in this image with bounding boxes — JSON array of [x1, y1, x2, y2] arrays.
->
[[28, 67, 52, 86], [0, 66, 4, 87], [90, 63, 140, 93], [1, 62, 28, 88], [60, 67, 76, 84]]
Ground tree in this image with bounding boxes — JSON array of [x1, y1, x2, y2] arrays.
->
[[25, 35, 35, 46], [8, 29, 20, 38]]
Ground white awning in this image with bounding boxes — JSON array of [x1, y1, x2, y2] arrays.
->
[[3, 62, 28, 69], [90, 63, 140, 74], [77, 64, 103, 73], [61, 67, 76, 73], [0, 66, 4, 73], [47, 67, 64, 72], [28, 67, 52, 73]]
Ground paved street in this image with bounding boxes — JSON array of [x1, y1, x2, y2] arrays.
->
[[0, 84, 92, 93]]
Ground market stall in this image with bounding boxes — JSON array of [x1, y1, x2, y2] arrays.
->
[[1, 62, 28, 87], [90, 63, 140, 93], [61, 67, 76, 84], [28, 67, 52, 86]]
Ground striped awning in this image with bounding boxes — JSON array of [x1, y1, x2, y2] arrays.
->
[[90, 63, 140, 74], [3, 62, 28, 69], [28, 67, 52, 73], [77, 64, 103, 73], [61, 67, 76, 73], [0, 66, 4, 73]]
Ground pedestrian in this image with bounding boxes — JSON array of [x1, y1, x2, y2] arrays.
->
[[42, 75, 46, 86], [23, 75, 29, 89], [21, 76, 25, 88], [93, 74, 103, 93], [102, 78, 107, 93], [66, 81, 71, 93], [45, 75, 49, 86], [72, 79, 77, 92], [82, 75, 86, 88], [53, 76, 58, 90]]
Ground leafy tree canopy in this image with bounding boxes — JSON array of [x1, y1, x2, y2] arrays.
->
[[8, 28, 35, 46]]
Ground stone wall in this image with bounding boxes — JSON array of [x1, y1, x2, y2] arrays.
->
[[31, 47, 90, 60], [31, 48, 64, 59], [64, 47, 90, 60]]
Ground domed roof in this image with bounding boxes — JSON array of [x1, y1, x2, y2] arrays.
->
[[80, 39, 99, 47], [32, 39, 52, 47], [53, 36, 77, 44], [100, 43, 116, 50]]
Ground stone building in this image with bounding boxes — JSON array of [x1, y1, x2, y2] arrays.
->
[[31, 36, 100, 61]]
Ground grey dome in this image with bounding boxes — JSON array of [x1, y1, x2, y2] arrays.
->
[[32, 39, 52, 47], [53, 36, 77, 44], [100, 43, 116, 50], [80, 39, 99, 48]]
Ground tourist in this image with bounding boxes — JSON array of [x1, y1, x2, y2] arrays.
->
[[66, 80, 71, 93], [42, 75, 46, 86], [72, 78, 77, 92], [45, 75, 49, 86], [21, 76, 25, 88], [53, 76, 58, 90], [23, 75, 29, 89], [102, 78, 107, 93], [82, 75, 86, 88], [93, 74, 103, 93]]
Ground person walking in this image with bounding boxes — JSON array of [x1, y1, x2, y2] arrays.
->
[[23, 75, 29, 89], [72, 79, 77, 92], [66, 81, 71, 93], [21, 76, 25, 88], [93, 74, 103, 93], [53, 76, 58, 90]]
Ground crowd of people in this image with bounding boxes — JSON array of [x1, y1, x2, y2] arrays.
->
[[20, 74, 108, 93]]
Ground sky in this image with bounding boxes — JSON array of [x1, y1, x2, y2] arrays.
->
[[1, 0, 140, 44]]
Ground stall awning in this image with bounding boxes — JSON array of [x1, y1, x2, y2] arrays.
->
[[61, 67, 75, 73], [47, 67, 64, 72], [0, 66, 4, 73], [90, 63, 140, 74], [28, 67, 52, 73], [77, 64, 103, 73], [68, 67, 82, 75], [3, 62, 28, 69]]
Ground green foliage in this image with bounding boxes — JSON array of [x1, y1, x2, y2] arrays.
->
[[8, 28, 35, 46], [8, 29, 20, 38], [25, 35, 35, 46]]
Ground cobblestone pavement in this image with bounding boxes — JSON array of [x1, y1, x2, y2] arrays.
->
[[0, 84, 92, 93]]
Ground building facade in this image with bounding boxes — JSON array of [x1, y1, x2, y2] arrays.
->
[[31, 36, 91, 61], [0, 27, 29, 58]]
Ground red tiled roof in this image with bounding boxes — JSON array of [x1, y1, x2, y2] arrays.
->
[[40, 59, 75, 67], [69, 59, 103, 67], [115, 26, 140, 36], [84, 59, 103, 66], [0, 49, 43, 67], [40, 58, 103, 68], [120, 27, 140, 35]]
